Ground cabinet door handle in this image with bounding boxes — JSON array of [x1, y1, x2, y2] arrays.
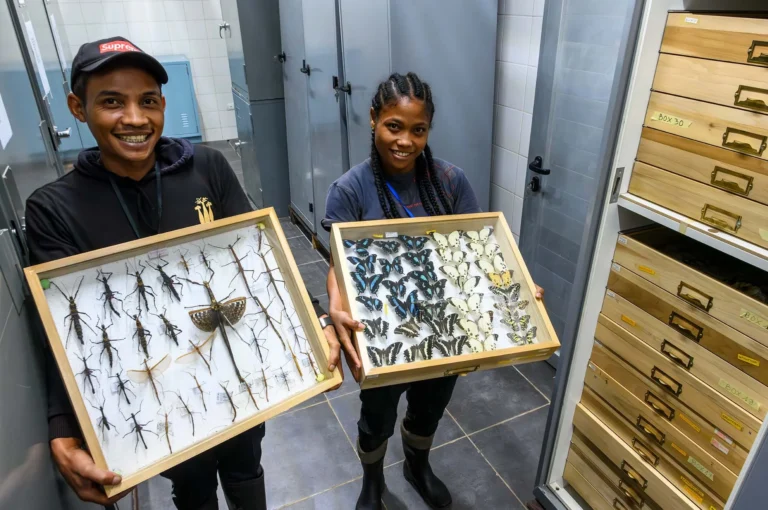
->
[[668, 312, 703, 342], [620, 460, 647, 489], [651, 366, 683, 396], [644, 390, 675, 420], [632, 437, 660, 466], [747, 40, 768, 65], [676, 281, 713, 312], [722, 126, 767, 156], [636, 415, 666, 445], [661, 340, 694, 369], [711, 166, 754, 196], [700, 203, 742, 234]]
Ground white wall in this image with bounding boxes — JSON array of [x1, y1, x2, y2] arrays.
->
[[52, 0, 236, 142], [490, 0, 545, 244]]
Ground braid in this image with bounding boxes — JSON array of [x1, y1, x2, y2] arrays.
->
[[418, 154, 442, 215], [370, 128, 400, 219], [425, 144, 452, 215]]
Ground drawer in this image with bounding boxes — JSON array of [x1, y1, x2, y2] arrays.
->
[[585, 350, 743, 489], [573, 403, 703, 510], [580, 390, 726, 510], [564, 460, 616, 510], [644, 92, 768, 160], [610, 253, 768, 383], [601, 290, 768, 422], [629, 162, 768, 250], [653, 54, 768, 115], [661, 13, 768, 67], [591, 339, 758, 450], [636, 128, 768, 207]]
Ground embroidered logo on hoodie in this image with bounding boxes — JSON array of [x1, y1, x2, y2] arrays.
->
[[196, 197, 214, 224]]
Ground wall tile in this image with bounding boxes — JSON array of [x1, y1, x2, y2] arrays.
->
[[164, 1, 187, 21], [128, 22, 152, 43], [186, 20, 206, 39], [562, 41, 617, 75], [552, 119, 603, 156], [493, 105, 522, 153], [219, 110, 236, 128], [210, 57, 229, 77], [190, 57, 213, 77], [188, 39, 210, 58], [500, 15, 531, 65], [102, 3, 126, 24], [200, 108, 220, 127], [208, 38, 227, 58], [204, 127, 222, 142], [104, 23, 129, 39], [81, 2, 105, 24], [221, 126, 238, 139], [564, 14, 625, 47], [171, 39, 191, 55], [554, 93, 609, 130], [184, 1, 205, 21], [491, 144, 517, 192], [528, 16, 543, 66], [506, 0, 534, 16], [524, 65, 537, 114], [167, 21, 189, 41], [495, 61, 527, 111], [512, 195, 524, 235], [60, 3, 85, 25], [215, 92, 232, 111], [153, 40, 173, 56], [149, 21, 170, 42], [533, 0, 545, 16], [66, 25, 90, 46], [515, 154, 528, 197], [490, 184, 516, 233], [86, 24, 109, 42], [567, 0, 628, 17], [194, 75, 215, 95], [204, 19, 222, 39], [203, 0, 222, 20], [519, 113, 532, 157], [214, 74, 231, 93]]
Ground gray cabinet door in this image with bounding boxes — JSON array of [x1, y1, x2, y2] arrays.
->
[[239, 0, 285, 101], [233, 91, 261, 208], [221, 0, 249, 97]]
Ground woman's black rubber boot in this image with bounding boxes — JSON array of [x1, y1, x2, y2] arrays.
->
[[401, 425, 452, 509], [221, 465, 267, 510], [356, 439, 387, 510]]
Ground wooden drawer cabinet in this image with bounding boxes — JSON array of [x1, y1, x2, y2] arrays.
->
[[573, 403, 703, 510], [564, 460, 616, 510], [644, 92, 768, 160], [601, 291, 768, 421], [636, 128, 768, 207], [661, 13, 768, 67]]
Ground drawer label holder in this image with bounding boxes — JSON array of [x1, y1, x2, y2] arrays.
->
[[679, 412, 701, 433], [650, 111, 693, 128]]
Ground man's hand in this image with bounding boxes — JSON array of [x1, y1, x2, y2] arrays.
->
[[51, 437, 128, 505], [328, 308, 365, 382]]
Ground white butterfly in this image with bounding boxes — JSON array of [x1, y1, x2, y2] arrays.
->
[[470, 242, 500, 259], [464, 228, 493, 244], [438, 248, 466, 264], [440, 262, 470, 285], [459, 318, 480, 340], [460, 276, 482, 295], [493, 254, 507, 272], [432, 231, 462, 250], [475, 259, 494, 274], [450, 294, 483, 316], [470, 334, 498, 353], [478, 311, 494, 336]]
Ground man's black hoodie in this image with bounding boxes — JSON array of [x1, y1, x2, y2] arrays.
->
[[26, 137, 322, 439]]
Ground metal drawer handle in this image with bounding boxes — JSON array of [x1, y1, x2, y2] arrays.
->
[[669, 312, 704, 342], [644, 390, 675, 420], [676, 281, 714, 312], [661, 340, 694, 369], [613, 499, 629, 510], [747, 40, 768, 65], [620, 460, 648, 489], [722, 127, 767, 156], [734, 85, 768, 112], [636, 415, 666, 445], [617, 480, 644, 506], [632, 438, 659, 466], [700, 203, 742, 234], [444, 365, 478, 377], [711, 166, 754, 196], [651, 366, 683, 396]]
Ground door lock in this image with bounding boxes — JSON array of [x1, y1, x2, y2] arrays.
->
[[275, 52, 287, 63], [300, 60, 310, 75], [529, 176, 541, 192], [332, 76, 351, 101], [219, 22, 231, 38]]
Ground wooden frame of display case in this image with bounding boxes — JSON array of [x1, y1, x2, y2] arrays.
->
[[330, 212, 560, 390], [24, 208, 342, 496]]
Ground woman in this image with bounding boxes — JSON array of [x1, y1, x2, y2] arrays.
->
[[323, 72, 542, 510]]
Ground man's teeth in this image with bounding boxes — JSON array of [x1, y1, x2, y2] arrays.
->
[[393, 150, 411, 157], [116, 134, 149, 143]]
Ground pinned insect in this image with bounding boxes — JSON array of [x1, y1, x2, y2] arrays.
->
[[199, 245, 213, 273], [399, 234, 429, 251], [129, 313, 152, 359], [347, 254, 377, 274], [378, 256, 404, 277], [50, 277, 94, 346], [431, 230, 462, 250], [219, 382, 238, 423], [174, 391, 199, 436], [128, 355, 171, 405], [92, 321, 122, 371], [214, 236, 254, 287], [450, 294, 483, 317], [413, 278, 447, 301], [245, 323, 269, 364], [89, 393, 116, 439], [387, 290, 420, 321], [76, 353, 99, 394], [237, 376, 260, 410], [490, 282, 521, 303], [109, 370, 136, 406], [437, 248, 465, 264], [404, 337, 436, 363], [126, 261, 157, 313], [150, 259, 183, 302], [123, 403, 157, 452], [300, 348, 320, 380], [463, 227, 493, 244], [356, 295, 383, 313], [425, 312, 459, 339], [374, 240, 400, 254], [402, 249, 432, 267], [416, 300, 449, 323], [96, 270, 123, 318], [367, 342, 403, 367], [343, 238, 375, 256], [382, 277, 408, 298], [469, 242, 500, 260], [252, 247, 304, 347], [394, 318, 421, 338], [351, 272, 385, 295], [274, 366, 295, 392], [189, 371, 208, 412], [176, 332, 214, 374], [361, 317, 389, 341], [258, 366, 272, 402], [436, 336, 470, 357], [157, 409, 174, 454], [153, 309, 182, 346], [179, 249, 192, 274]]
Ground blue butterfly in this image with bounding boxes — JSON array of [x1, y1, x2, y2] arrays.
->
[[388, 290, 420, 321], [407, 269, 431, 287], [344, 238, 374, 250], [402, 249, 432, 267], [374, 240, 401, 254], [382, 277, 409, 298], [356, 295, 383, 312], [424, 260, 438, 282], [347, 254, 377, 274], [414, 278, 447, 300], [399, 235, 429, 251], [379, 256, 404, 277], [352, 272, 385, 295]]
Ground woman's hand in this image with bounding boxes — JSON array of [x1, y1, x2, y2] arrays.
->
[[329, 307, 365, 382], [535, 285, 544, 300], [51, 437, 128, 505], [320, 317, 345, 390]]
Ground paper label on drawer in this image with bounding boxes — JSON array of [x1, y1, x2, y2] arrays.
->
[[606, 289, 616, 299], [650, 111, 693, 128], [384, 232, 398, 238], [680, 475, 705, 504], [617, 235, 628, 245], [588, 361, 596, 371], [720, 412, 744, 432], [679, 222, 688, 234], [714, 428, 734, 445], [719, 378, 761, 412], [737, 353, 761, 367], [688, 456, 714, 481], [637, 265, 656, 275], [671, 442, 687, 457], [372, 234, 384, 238], [621, 315, 636, 327], [611, 263, 621, 272], [710, 437, 730, 455], [739, 308, 768, 331], [679, 412, 701, 433], [759, 229, 768, 242], [685, 16, 699, 24]]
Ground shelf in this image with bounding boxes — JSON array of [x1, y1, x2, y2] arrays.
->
[[617, 193, 768, 272]]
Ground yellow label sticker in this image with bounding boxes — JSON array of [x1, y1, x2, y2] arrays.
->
[[679, 412, 701, 433], [680, 476, 705, 504], [638, 265, 656, 275], [760, 228, 768, 242], [372, 234, 384, 238], [671, 442, 687, 457], [737, 353, 761, 367], [711, 507, 718, 510], [721, 412, 744, 432], [621, 315, 636, 327], [719, 379, 761, 411], [425, 230, 436, 235], [651, 111, 693, 128], [740, 309, 768, 331], [688, 456, 714, 481]]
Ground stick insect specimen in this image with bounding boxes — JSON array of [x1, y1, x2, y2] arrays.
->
[[179, 249, 191, 274], [109, 370, 136, 406], [92, 321, 122, 371], [199, 245, 213, 272], [174, 391, 199, 436], [188, 371, 208, 412], [245, 322, 269, 364], [176, 332, 215, 374], [129, 313, 152, 359], [127, 355, 171, 405], [126, 261, 157, 313], [76, 353, 100, 394], [158, 409, 173, 454], [96, 270, 122, 318], [300, 347, 320, 380], [123, 403, 157, 452], [274, 366, 294, 392], [237, 373, 259, 411], [150, 259, 183, 302], [153, 308, 182, 346], [258, 366, 272, 403], [50, 277, 94, 345], [252, 247, 303, 346], [89, 393, 116, 439], [219, 382, 238, 423]]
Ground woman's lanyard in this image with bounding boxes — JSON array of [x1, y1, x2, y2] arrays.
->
[[109, 162, 163, 239], [385, 182, 415, 218]]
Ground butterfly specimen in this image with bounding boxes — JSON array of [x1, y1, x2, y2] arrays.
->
[[504, 312, 530, 331], [469, 242, 501, 260], [425, 313, 459, 338], [463, 227, 493, 244], [362, 318, 390, 340], [382, 277, 409, 298], [394, 318, 421, 338], [356, 295, 384, 312], [402, 249, 432, 267], [379, 256, 404, 277], [440, 262, 470, 285], [458, 276, 482, 296], [508, 327, 537, 345], [478, 311, 494, 335], [469, 334, 498, 353], [458, 318, 480, 341], [424, 260, 438, 282], [436, 336, 471, 357], [352, 272, 386, 295], [490, 282, 521, 302], [374, 240, 401, 254], [450, 294, 483, 317], [431, 231, 462, 250], [414, 278, 448, 301], [367, 342, 403, 367], [348, 254, 378, 274], [399, 234, 429, 251], [404, 336, 439, 363], [417, 300, 450, 322], [437, 248, 466, 264], [388, 290, 420, 320], [344, 238, 375, 251]]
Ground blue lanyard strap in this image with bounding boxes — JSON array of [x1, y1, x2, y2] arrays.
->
[[385, 182, 414, 218]]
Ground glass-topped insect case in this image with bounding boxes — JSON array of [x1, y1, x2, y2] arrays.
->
[[24, 208, 341, 496], [330, 212, 560, 389]]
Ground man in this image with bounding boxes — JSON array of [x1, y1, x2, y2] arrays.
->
[[26, 37, 343, 510]]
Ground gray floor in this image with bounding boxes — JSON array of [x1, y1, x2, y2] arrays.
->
[[133, 141, 557, 509]]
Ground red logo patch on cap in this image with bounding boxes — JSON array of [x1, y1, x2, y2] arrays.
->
[[99, 41, 140, 54]]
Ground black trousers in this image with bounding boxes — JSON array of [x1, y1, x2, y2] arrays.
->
[[358, 376, 458, 452], [161, 423, 266, 509]]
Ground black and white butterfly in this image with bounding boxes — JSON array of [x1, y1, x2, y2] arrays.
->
[[382, 277, 409, 298], [414, 278, 448, 301], [436, 336, 471, 357], [379, 256, 404, 277], [399, 235, 429, 251], [367, 342, 403, 367], [431, 231, 462, 250], [469, 242, 501, 260], [351, 272, 386, 295], [344, 238, 375, 250], [402, 249, 432, 267], [362, 318, 389, 340], [356, 295, 383, 312], [417, 300, 449, 322], [490, 282, 521, 302], [440, 262, 470, 286], [463, 228, 493, 244], [450, 294, 483, 317], [388, 290, 420, 321], [425, 312, 459, 338], [374, 240, 401, 254], [404, 336, 438, 363], [348, 254, 377, 274], [438, 248, 465, 264], [394, 318, 421, 338]]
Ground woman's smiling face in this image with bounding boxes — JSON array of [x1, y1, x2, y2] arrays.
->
[[372, 96, 431, 175]]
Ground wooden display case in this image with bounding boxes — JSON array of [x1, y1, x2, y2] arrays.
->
[[330, 212, 560, 389], [25, 208, 342, 496]]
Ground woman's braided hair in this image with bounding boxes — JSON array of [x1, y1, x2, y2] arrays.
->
[[370, 72, 453, 219]]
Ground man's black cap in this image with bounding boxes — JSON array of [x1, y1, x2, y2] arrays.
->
[[70, 36, 169, 88]]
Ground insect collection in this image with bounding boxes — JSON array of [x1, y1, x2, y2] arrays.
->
[[40, 222, 328, 480], [342, 226, 545, 370]]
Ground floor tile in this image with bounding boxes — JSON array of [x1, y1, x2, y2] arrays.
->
[[516, 361, 556, 401], [287, 236, 323, 266], [382, 438, 523, 510], [292, 391, 329, 411], [471, 405, 550, 503], [329, 389, 464, 466], [326, 351, 360, 399], [262, 402, 360, 509], [281, 478, 361, 509], [280, 216, 305, 239], [298, 261, 329, 299], [447, 366, 548, 433]]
